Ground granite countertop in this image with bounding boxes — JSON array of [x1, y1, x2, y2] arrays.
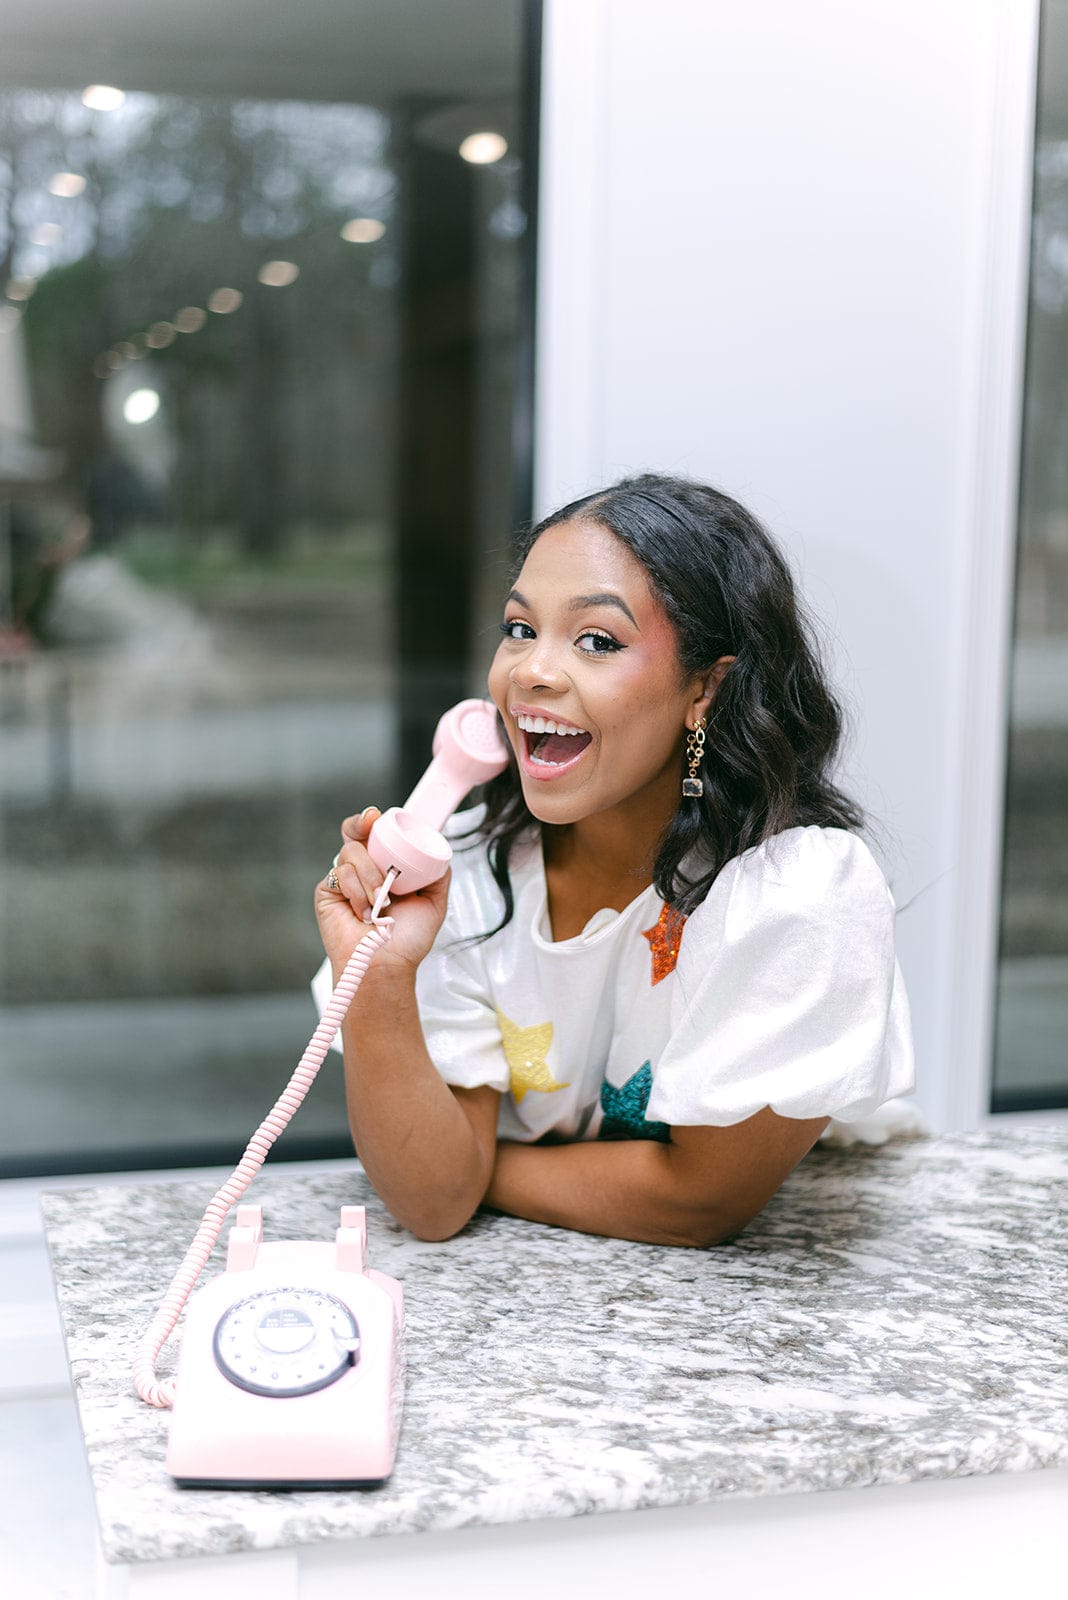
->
[[41, 1127, 1068, 1567]]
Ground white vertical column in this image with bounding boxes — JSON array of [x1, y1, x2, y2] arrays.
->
[[534, 0, 612, 515], [535, 0, 1041, 1131], [940, 0, 1040, 1130]]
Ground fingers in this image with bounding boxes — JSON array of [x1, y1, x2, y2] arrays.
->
[[333, 852, 382, 917], [317, 804, 452, 974], [340, 805, 380, 844], [324, 808, 386, 921]]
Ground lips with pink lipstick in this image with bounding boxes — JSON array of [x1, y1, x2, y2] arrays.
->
[[513, 709, 593, 776]]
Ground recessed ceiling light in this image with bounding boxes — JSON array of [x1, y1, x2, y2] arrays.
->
[[458, 132, 508, 165], [207, 287, 243, 314], [341, 218, 386, 244], [258, 260, 300, 287], [145, 322, 176, 349]]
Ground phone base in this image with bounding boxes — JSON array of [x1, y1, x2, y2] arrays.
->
[[172, 1476, 387, 1492], [165, 1207, 404, 1489]]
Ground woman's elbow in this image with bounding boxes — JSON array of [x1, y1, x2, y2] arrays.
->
[[392, 1178, 488, 1243], [404, 1209, 473, 1244], [664, 1218, 735, 1249], [659, 1196, 759, 1249]]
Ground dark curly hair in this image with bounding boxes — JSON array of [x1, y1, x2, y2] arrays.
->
[[469, 472, 863, 931]]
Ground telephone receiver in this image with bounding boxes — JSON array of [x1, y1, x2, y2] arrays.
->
[[134, 699, 509, 1488], [367, 697, 510, 893]]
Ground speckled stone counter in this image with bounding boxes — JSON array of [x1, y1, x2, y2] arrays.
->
[[41, 1128, 1067, 1571]]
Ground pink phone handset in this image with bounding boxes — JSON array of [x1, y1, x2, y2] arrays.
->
[[368, 698, 513, 890], [133, 699, 508, 1488]]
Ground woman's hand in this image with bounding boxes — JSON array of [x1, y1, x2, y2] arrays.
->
[[314, 806, 451, 980]]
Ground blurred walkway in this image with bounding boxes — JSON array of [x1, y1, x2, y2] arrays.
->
[[0, 693, 392, 804]]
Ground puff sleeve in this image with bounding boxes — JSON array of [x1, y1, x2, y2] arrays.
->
[[310, 810, 510, 1090], [413, 931, 511, 1091], [312, 929, 507, 1085], [645, 827, 914, 1127]]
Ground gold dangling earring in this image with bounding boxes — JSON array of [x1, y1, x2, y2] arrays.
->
[[682, 717, 706, 798]]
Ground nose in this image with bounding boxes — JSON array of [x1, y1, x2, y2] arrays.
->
[[510, 638, 568, 695]]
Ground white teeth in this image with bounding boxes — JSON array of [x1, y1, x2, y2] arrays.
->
[[515, 713, 588, 736]]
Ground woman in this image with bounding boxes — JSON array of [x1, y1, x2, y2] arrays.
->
[[314, 474, 915, 1246]]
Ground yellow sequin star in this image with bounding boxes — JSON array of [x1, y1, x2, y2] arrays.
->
[[641, 903, 687, 985], [496, 1008, 569, 1103]]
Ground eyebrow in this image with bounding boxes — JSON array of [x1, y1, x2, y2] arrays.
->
[[506, 589, 638, 628]]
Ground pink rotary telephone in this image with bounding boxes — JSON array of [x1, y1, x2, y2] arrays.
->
[[135, 699, 509, 1488]]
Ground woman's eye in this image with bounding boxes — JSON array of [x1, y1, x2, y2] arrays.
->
[[577, 630, 622, 655], [498, 620, 621, 654]]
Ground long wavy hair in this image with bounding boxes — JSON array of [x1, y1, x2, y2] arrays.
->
[[470, 472, 863, 930]]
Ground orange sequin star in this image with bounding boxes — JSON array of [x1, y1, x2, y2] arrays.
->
[[641, 904, 687, 984]]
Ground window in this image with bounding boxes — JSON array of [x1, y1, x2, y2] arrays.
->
[[993, 0, 1068, 1113], [0, 2, 538, 1173]]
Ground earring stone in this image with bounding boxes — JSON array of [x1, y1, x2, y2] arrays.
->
[[682, 719, 706, 798]]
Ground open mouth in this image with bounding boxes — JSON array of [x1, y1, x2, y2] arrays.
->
[[515, 712, 593, 769]]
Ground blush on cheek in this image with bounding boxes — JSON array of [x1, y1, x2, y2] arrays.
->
[[613, 633, 683, 706], [641, 614, 686, 667]]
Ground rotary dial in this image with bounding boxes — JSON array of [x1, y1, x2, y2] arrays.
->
[[213, 1287, 360, 1398]]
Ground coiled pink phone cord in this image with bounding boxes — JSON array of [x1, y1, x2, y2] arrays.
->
[[133, 876, 397, 1408]]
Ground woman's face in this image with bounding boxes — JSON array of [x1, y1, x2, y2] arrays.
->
[[488, 518, 709, 832]]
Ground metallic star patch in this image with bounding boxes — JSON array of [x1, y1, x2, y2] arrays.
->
[[641, 903, 687, 984], [496, 1008, 569, 1103]]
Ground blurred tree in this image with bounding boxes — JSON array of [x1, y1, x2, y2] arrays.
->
[[2, 88, 396, 558]]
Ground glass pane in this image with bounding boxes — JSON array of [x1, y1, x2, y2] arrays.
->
[[994, 0, 1068, 1112], [0, 3, 533, 1173]]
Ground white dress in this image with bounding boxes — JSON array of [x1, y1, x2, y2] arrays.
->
[[312, 809, 919, 1146]]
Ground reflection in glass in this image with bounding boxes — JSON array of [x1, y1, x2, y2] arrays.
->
[[0, 2, 532, 1173], [994, 0, 1068, 1112]]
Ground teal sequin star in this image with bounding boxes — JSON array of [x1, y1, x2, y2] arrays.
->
[[599, 1062, 670, 1143]]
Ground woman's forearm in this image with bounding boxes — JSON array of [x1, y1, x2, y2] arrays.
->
[[484, 1108, 829, 1248], [339, 962, 496, 1240], [483, 1139, 726, 1248]]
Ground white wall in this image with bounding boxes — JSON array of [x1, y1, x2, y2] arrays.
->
[[535, 0, 1041, 1133]]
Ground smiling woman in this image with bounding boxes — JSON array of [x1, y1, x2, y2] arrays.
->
[[313, 473, 917, 1247], [488, 520, 728, 851]]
